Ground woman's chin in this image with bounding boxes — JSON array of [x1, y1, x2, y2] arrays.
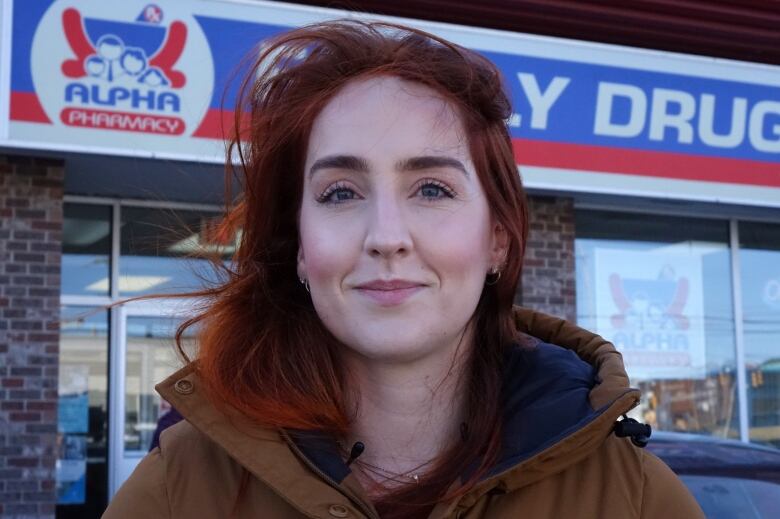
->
[[340, 330, 450, 365]]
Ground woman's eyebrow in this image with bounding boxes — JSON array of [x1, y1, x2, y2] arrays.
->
[[308, 155, 469, 178], [309, 155, 369, 178], [396, 156, 469, 178]]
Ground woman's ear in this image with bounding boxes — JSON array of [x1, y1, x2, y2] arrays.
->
[[490, 221, 509, 268]]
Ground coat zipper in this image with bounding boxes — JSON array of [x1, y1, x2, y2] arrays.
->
[[280, 430, 381, 519]]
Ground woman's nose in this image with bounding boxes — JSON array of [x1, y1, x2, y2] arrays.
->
[[363, 195, 412, 259]]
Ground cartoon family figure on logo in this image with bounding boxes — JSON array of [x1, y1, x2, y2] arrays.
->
[[84, 35, 167, 86], [61, 4, 187, 89], [609, 264, 690, 331]]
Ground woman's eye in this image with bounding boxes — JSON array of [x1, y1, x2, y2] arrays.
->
[[317, 185, 358, 204], [417, 181, 455, 200]]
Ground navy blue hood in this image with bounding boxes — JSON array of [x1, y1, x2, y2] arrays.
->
[[492, 340, 600, 475]]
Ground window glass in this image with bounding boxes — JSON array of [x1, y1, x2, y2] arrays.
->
[[119, 207, 230, 296], [63, 204, 112, 296], [575, 210, 738, 438], [56, 306, 109, 518], [739, 221, 780, 447], [123, 315, 196, 452]]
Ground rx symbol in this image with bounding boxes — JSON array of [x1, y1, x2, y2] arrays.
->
[[143, 5, 163, 24]]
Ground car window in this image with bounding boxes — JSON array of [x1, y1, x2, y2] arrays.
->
[[680, 475, 780, 518]]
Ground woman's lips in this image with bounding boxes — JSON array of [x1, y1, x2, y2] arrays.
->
[[354, 281, 425, 306]]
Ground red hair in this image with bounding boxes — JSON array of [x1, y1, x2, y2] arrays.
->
[[178, 19, 528, 518]]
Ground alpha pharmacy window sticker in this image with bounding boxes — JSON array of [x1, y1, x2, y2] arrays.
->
[[592, 248, 707, 381]]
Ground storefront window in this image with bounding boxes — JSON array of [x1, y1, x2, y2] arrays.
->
[[124, 316, 196, 452], [63, 204, 112, 296], [575, 210, 738, 438], [56, 306, 109, 518], [739, 221, 780, 447], [119, 207, 230, 296]]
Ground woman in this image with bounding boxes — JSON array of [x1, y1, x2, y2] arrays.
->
[[103, 20, 703, 519]]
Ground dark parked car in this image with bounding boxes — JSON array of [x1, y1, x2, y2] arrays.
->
[[647, 432, 780, 518]]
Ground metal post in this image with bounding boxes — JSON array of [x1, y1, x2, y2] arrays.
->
[[107, 202, 123, 498], [730, 219, 749, 443], [107, 305, 126, 499], [111, 202, 121, 299]]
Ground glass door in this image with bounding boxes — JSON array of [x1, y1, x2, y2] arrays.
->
[[108, 301, 197, 498], [56, 306, 110, 519], [62, 200, 228, 511]]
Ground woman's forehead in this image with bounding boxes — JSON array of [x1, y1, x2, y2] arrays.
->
[[307, 76, 469, 162], [324, 76, 453, 111]]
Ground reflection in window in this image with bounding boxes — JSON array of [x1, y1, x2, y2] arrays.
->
[[57, 306, 109, 517], [119, 207, 231, 296], [124, 316, 196, 452], [63, 204, 112, 296], [740, 222, 780, 447], [575, 210, 738, 438]]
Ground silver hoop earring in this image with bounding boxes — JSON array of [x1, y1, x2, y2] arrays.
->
[[485, 267, 501, 286], [299, 277, 310, 293]]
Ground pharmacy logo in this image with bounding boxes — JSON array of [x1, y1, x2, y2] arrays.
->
[[29, 1, 213, 140], [56, 4, 186, 134], [608, 268, 690, 331]]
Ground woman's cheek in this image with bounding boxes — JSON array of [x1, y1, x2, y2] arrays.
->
[[301, 220, 362, 285], [421, 206, 493, 271]]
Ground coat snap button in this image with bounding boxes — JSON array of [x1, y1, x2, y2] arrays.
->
[[174, 379, 194, 395], [328, 504, 349, 518]]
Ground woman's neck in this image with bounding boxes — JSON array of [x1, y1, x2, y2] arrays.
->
[[341, 337, 471, 490]]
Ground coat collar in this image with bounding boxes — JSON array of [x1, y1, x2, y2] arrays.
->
[[425, 308, 640, 518], [157, 307, 639, 518], [156, 363, 379, 518]]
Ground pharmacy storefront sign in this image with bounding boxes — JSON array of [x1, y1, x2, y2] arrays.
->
[[2, 0, 779, 206]]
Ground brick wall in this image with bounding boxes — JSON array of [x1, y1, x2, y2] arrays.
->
[[0, 155, 64, 519], [520, 196, 576, 321]]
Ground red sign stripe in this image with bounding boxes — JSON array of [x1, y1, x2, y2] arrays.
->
[[191, 108, 251, 140], [513, 138, 780, 188], [9, 92, 51, 123]]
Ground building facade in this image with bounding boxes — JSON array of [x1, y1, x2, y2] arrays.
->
[[0, 1, 779, 517]]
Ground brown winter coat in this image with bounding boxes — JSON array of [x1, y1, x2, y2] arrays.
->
[[103, 308, 705, 518]]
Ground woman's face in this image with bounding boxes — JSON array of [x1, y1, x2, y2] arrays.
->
[[298, 76, 506, 364]]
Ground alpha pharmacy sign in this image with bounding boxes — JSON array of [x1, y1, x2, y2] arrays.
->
[[2, 0, 779, 206], [5, 0, 231, 158], [46, 4, 196, 136]]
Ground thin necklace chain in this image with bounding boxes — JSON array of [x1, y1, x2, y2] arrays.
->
[[356, 457, 432, 484], [337, 441, 430, 484], [336, 423, 469, 486], [357, 460, 422, 484]]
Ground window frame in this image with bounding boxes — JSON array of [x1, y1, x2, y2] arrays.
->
[[573, 200, 780, 443]]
